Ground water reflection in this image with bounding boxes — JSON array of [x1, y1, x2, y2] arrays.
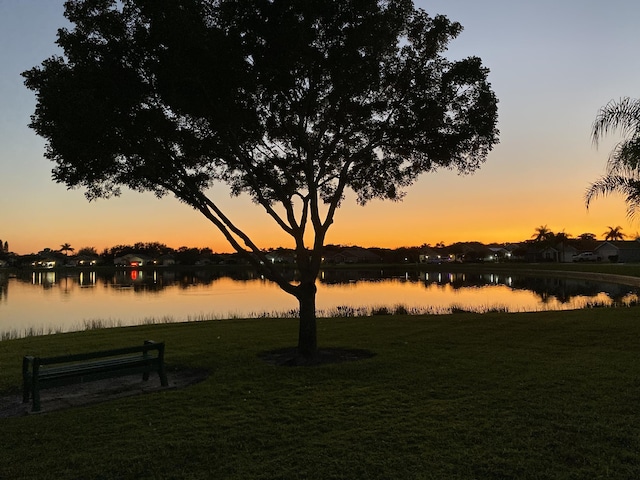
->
[[2, 268, 638, 335], [320, 269, 638, 306], [20, 268, 294, 292], [13, 268, 640, 305], [0, 272, 7, 305]]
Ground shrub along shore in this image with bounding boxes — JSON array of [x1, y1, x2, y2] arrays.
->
[[1, 306, 640, 479]]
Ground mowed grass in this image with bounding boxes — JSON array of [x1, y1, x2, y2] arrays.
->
[[1, 308, 640, 479]]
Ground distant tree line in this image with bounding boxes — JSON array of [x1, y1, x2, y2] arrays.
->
[[1, 225, 638, 268], [25, 242, 220, 266]]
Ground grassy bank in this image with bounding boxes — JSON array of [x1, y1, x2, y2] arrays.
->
[[1, 308, 640, 479]]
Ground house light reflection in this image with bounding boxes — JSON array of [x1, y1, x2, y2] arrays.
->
[[32, 271, 57, 286], [78, 271, 97, 287]]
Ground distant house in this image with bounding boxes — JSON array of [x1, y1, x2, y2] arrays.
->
[[114, 253, 152, 267], [326, 247, 382, 264], [156, 254, 176, 266], [520, 242, 575, 263], [419, 247, 445, 263], [524, 245, 557, 263], [555, 243, 578, 263], [486, 247, 511, 262], [595, 240, 640, 263], [450, 242, 491, 263], [265, 250, 296, 264], [74, 254, 101, 266], [32, 258, 57, 269], [194, 255, 214, 266]]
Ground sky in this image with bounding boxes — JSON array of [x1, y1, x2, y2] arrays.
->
[[1, 0, 639, 255]]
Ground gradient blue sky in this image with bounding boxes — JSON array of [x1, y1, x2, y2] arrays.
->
[[1, 0, 639, 255]]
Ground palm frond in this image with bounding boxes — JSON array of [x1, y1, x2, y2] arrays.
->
[[605, 137, 640, 174], [585, 174, 640, 220], [592, 97, 640, 146]]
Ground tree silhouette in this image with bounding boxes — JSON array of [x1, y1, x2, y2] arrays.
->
[[585, 97, 640, 218], [77, 246, 98, 256], [603, 225, 626, 241], [532, 225, 552, 243], [578, 232, 596, 241], [23, 0, 499, 362], [553, 229, 571, 243], [59, 243, 75, 256]]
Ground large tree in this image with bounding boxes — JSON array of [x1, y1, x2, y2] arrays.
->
[[23, 0, 498, 362], [586, 97, 640, 217]]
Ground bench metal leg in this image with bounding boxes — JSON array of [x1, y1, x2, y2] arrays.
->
[[22, 382, 30, 404], [159, 366, 168, 387], [32, 384, 41, 412], [22, 357, 31, 403]]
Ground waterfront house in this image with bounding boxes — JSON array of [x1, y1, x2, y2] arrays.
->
[[486, 247, 511, 262], [265, 249, 296, 264], [74, 254, 101, 266], [114, 253, 152, 266], [595, 240, 640, 263], [555, 243, 578, 263], [155, 254, 176, 266], [418, 246, 446, 263], [326, 247, 382, 264]]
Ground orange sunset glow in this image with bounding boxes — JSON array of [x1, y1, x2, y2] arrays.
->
[[1, 1, 639, 255]]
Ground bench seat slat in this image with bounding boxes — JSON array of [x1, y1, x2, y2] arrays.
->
[[39, 358, 159, 382], [40, 356, 158, 376], [37, 364, 161, 389], [38, 344, 162, 365]]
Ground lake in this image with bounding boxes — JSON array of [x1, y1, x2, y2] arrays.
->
[[0, 268, 638, 336]]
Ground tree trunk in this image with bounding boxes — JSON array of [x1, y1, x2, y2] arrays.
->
[[296, 281, 318, 361]]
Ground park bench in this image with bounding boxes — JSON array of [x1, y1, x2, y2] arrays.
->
[[22, 340, 168, 412]]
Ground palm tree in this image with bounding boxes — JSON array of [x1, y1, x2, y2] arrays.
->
[[554, 229, 572, 243], [531, 225, 552, 242], [578, 232, 596, 241], [586, 97, 640, 218], [59, 243, 74, 256], [603, 225, 626, 241]]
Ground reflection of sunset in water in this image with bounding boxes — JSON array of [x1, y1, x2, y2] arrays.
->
[[1, 272, 637, 335], [316, 281, 625, 314]]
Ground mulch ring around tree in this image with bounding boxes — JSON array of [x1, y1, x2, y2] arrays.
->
[[0, 365, 209, 418], [258, 347, 376, 366]]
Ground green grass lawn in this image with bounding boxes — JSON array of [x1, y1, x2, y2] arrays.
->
[[1, 308, 640, 479]]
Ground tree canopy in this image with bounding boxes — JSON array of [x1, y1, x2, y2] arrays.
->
[[24, 0, 499, 361]]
